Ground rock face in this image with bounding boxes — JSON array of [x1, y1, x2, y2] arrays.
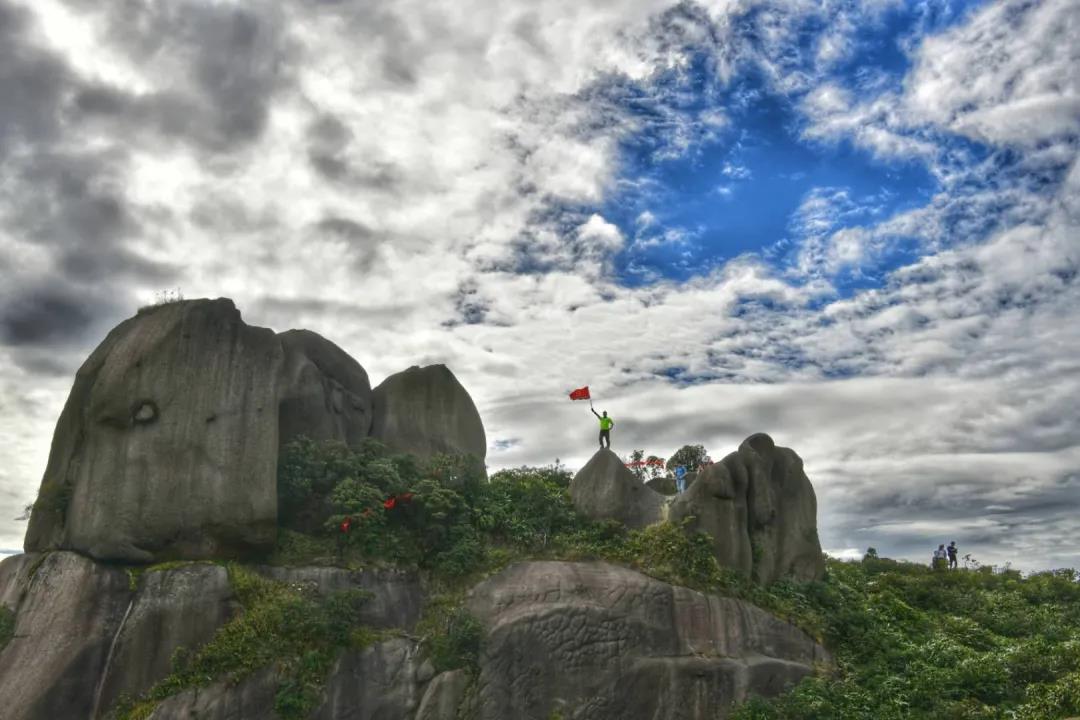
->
[[314, 638, 424, 719], [372, 364, 487, 461], [670, 434, 825, 584], [467, 561, 829, 720], [0, 552, 131, 720], [147, 667, 280, 720], [254, 565, 424, 630], [95, 564, 237, 714], [570, 448, 665, 529], [25, 299, 283, 562], [278, 329, 374, 449]]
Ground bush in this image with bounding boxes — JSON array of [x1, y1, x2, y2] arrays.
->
[[731, 559, 1080, 720]]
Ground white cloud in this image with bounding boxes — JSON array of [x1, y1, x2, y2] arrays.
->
[[905, 0, 1080, 147], [0, 0, 1077, 574]]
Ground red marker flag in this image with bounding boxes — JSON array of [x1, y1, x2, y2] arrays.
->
[[383, 495, 397, 510], [340, 516, 353, 533], [569, 386, 591, 401]]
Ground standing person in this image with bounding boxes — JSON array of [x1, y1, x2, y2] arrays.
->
[[947, 541, 959, 570], [932, 544, 948, 570], [674, 465, 688, 493], [591, 408, 614, 449]]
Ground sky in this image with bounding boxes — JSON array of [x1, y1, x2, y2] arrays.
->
[[0, 0, 1077, 571]]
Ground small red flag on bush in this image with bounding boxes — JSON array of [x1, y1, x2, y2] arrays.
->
[[383, 495, 397, 510], [340, 516, 352, 533], [569, 386, 591, 401]]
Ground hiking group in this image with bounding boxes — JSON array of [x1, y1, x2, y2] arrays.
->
[[932, 541, 959, 570]]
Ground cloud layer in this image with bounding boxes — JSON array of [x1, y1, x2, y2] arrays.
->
[[1, 0, 1077, 571]]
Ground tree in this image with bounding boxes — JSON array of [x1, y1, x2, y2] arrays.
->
[[626, 450, 666, 482], [665, 444, 708, 474]]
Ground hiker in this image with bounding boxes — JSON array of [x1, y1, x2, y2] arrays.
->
[[947, 541, 958, 570], [591, 408, 614, 449], [932, 544, 948, 570], [674, 465, 688, 493]]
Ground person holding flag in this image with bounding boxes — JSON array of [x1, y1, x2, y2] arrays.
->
[[569, 385, 615, 449]]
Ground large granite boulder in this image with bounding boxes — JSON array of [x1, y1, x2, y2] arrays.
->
[[24, 299, 282, 562], [670, 434, 825, 584], [0, 552, 132, 720], [466, 561, 829, 720], [570, 448, 665, 529], [278, 329, 373, 449], [372, 364, 487, 461]]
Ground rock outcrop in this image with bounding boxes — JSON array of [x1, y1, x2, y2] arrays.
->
[[466, 561, 829, 720], [95, 564, 237, 714], [25, 299, 283, 562], [0, 553, 830, 720], [569, 448, 665, 529], [372, 364, 487, 461], [254, 565, 423, 630], [23, 299, 489, 563], [278, 329, 374, 449], [314, 638, 424, 719], [670, 434, 825, 584], [0, 552, 132, 720]]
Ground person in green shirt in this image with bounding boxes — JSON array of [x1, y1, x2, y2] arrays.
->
[[591, 408, 614, 449]]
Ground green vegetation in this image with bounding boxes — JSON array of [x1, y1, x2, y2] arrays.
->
[[123, 439, 1080, 719], [732, 556, 1080, 720], [665, 443, 709, 473], [114, 565, 381, 720], [0, 606, 14, 651]]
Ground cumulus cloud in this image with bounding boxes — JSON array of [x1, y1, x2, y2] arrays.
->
[[0, 0, 1077, 573]]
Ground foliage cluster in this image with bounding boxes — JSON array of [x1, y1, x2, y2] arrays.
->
[[277, 438, 582, 577], [114, 565, 380, 720], [732, 558, 1080, 720], [665, 443, 709, 473]]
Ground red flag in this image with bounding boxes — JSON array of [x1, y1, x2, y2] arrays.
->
[[340, 516, 353, 533], [383, 495, 397, 510], [569, 386, 591, 401]]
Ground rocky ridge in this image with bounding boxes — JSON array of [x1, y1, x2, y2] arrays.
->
[[1, 298, 830, 720]]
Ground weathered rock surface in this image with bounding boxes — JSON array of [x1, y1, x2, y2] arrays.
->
[[314, 638, 424, 719], [416, 669, 470, 720], [25, 299, 282, 562], [372, 364, 487, 461], [147, 666, 279, 720], [96, 563, 237, 714], [670, 434, 825, 584], [466, 561, 829, 720], [255, 565, 424, 630], [570, 448, 665, 529], [278, 329, 373, 449], [0, 552, 36, 612], [0, 552, 132, 720]]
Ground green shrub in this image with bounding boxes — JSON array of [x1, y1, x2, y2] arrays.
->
[[731, 559, 1080, 720]]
